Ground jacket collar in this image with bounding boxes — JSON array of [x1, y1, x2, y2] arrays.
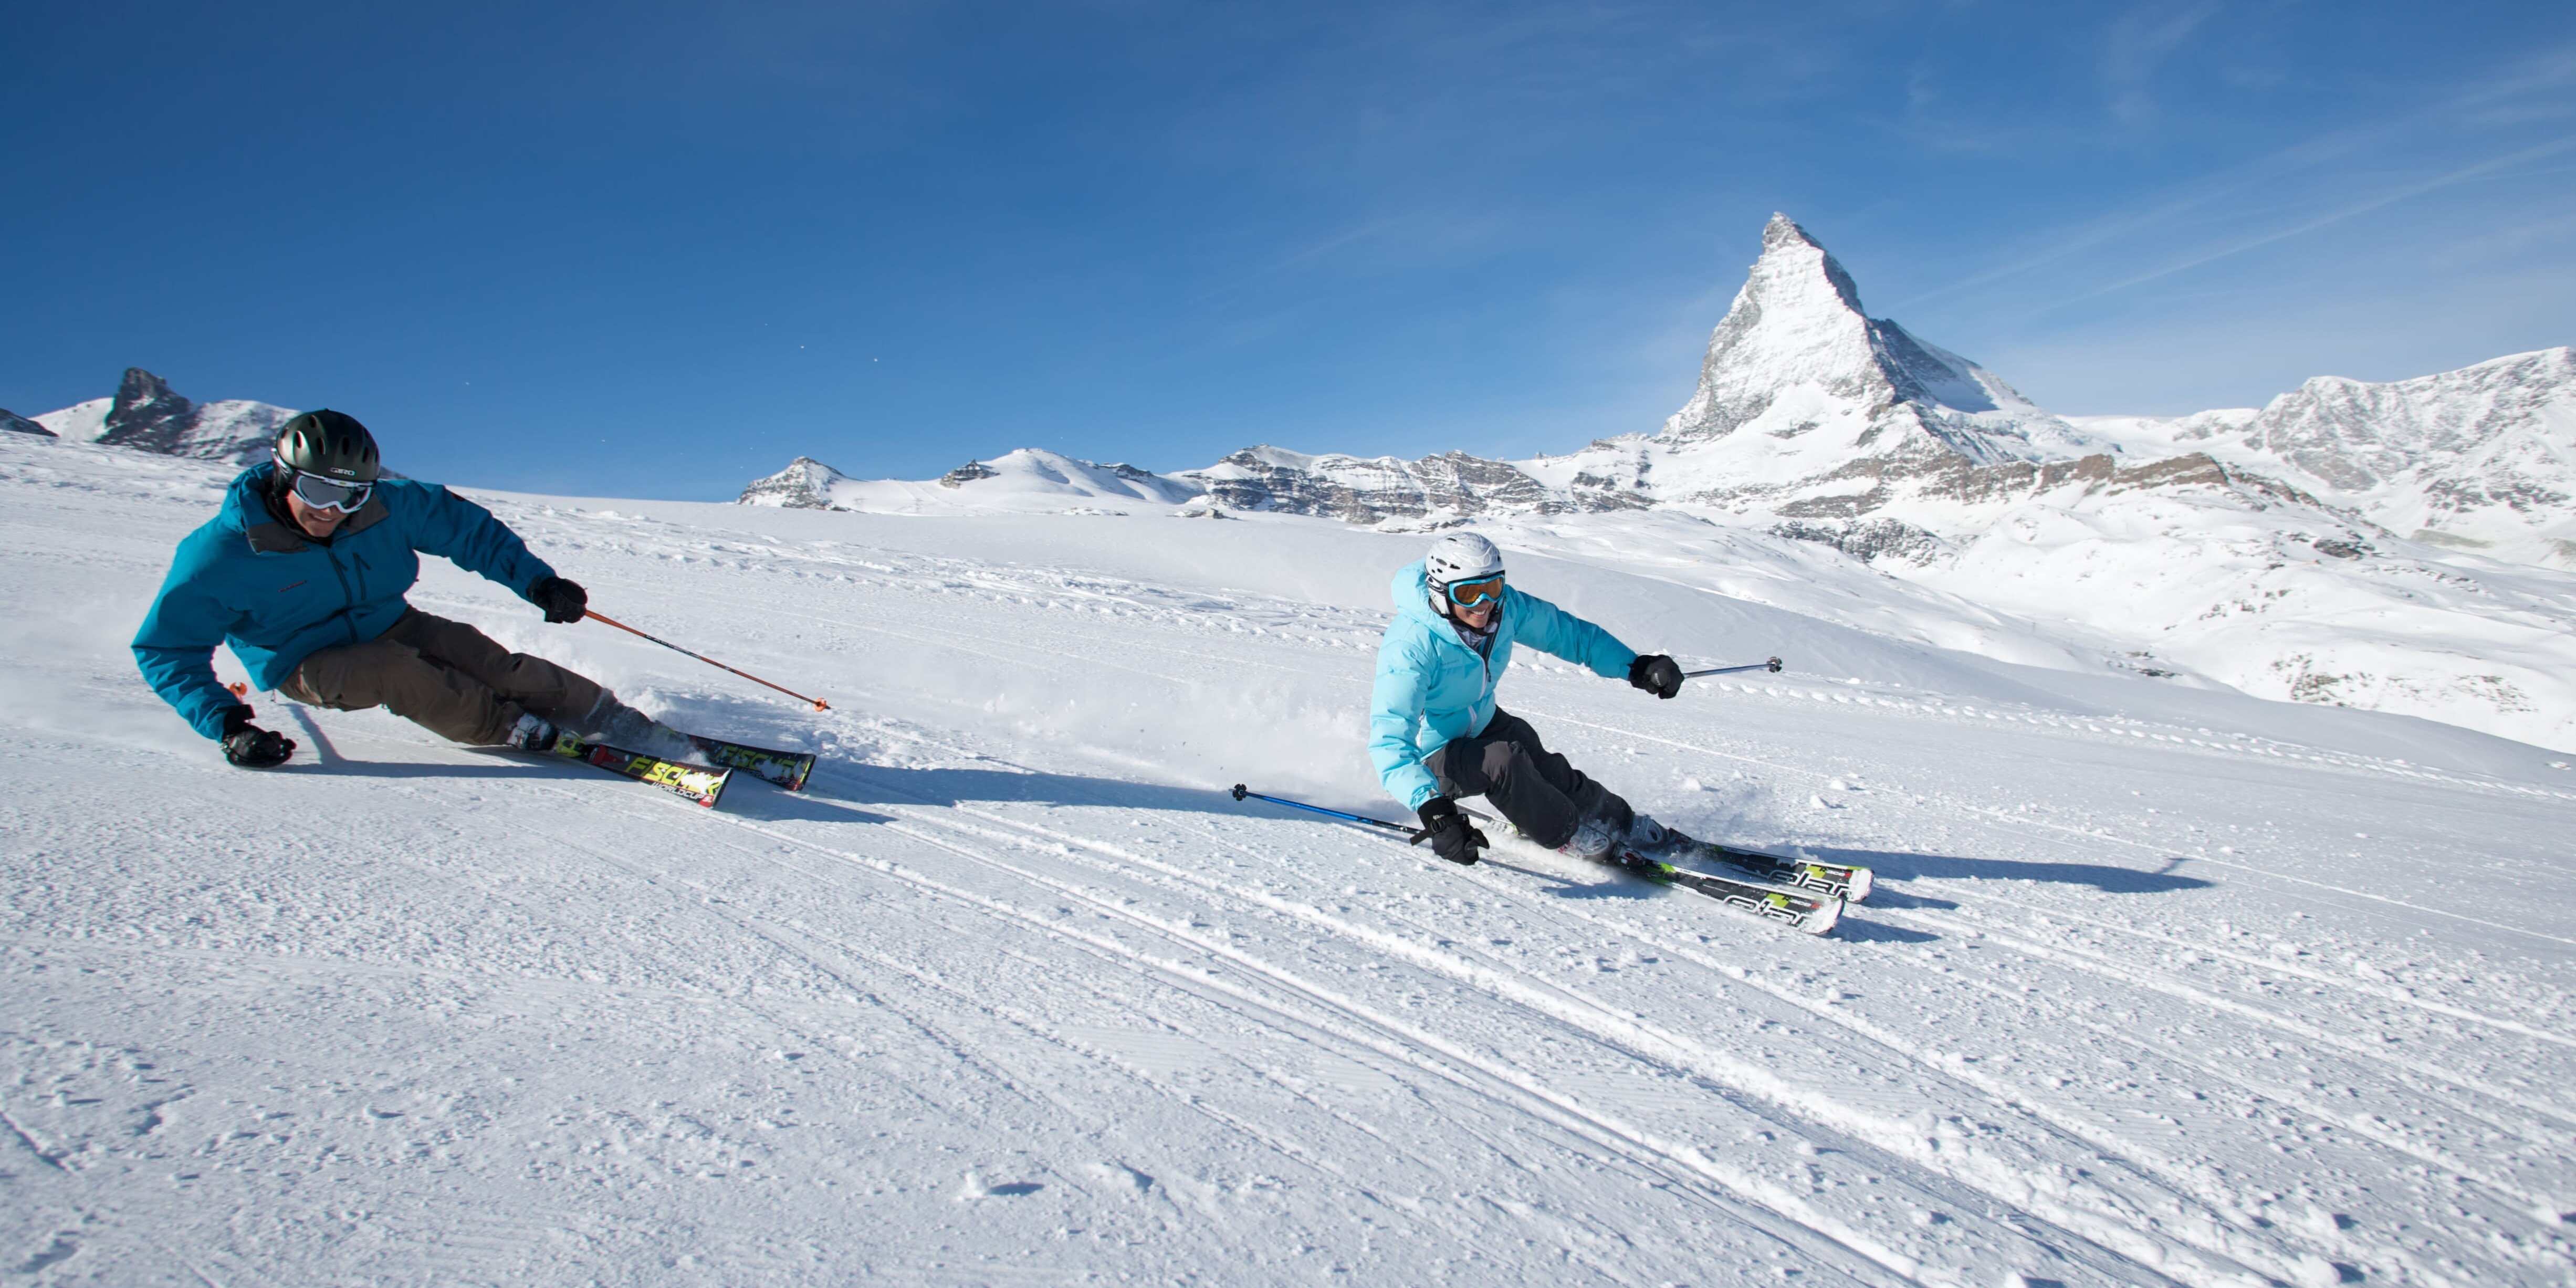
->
[[228, 465, 390, 553], [1390, 559, 1501, 653]]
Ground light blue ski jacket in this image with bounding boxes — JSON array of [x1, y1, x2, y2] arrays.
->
[[133, 464, 559, 740], [1368, 560, 1637, 810]]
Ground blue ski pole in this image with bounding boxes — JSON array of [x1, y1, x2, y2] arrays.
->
[[1682, 656, 1783, 679], [1231, 784, 1426, 842]]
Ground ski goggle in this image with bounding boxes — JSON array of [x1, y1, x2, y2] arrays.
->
[[285, 468, 373, 513], [1443, 573, 1505, 607]]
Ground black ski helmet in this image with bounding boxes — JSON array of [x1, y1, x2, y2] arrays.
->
[[273, 409, 381, 483]]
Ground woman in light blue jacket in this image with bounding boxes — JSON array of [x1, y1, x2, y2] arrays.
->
[[1369, 533, 1685, 866]]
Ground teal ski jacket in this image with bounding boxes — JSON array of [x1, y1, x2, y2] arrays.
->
[[133, 465, 559, 740], [1368, 559, 1637, 810]]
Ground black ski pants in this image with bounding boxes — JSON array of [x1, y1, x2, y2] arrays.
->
[[1422, 709, 1631, 851]]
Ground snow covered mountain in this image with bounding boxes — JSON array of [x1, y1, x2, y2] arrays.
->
[[2077, 347, 2576, 570], [1651, 214, 2113, 516], [1, 407, 51, 436], [751, 442, 1659, 526], [28, 368, 297, 466], [740, 447, 1203, 515], [1179, 444, 1650, 523], [737, 455, 853, 508]]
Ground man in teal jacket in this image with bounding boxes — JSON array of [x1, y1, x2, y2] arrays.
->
[[133, 410, 669, 768], [1370, 533, 1686, 866]]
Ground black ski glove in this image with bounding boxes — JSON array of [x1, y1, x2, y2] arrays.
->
[[1414, 796, 1488, 866], [219, 705, 297, 769], [1628, 653, 1682, 699], [530, 576, 589, 624]]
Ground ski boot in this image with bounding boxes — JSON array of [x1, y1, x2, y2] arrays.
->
[[504, 711, 558, 751], [582, 696, 700, 763]]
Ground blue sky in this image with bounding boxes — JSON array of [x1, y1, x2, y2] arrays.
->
[[7, 1, 2572, 499]]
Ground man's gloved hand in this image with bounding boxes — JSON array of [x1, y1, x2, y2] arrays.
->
[[1628, 653, 1683, 699], [1414, 796, 1488, 866], [530, 576, 589, 624], [219, 704, 297, 769]]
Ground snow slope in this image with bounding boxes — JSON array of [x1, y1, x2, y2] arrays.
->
[[29, 399, 109, 442], [5, 432, 2573, 1285]]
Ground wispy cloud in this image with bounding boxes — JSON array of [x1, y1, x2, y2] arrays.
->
[[1181, 218, 1402, 306], [2102, 1, 2220, 126], [2043, 132, 2576, 308], [1897, 43, 2576, 310]]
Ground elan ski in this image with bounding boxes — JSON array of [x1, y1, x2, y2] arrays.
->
[[1694, 841, 1873, 903], [686, 735, 816, 792], [1227, 785, 1844, 936], [541, 733, 732, 807], [1614, 851, 1844, 935]]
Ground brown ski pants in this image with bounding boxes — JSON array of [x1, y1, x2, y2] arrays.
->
[[280, 609, 605, 746]]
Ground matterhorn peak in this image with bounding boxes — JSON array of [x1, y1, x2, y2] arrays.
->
[[1660, 215, 2101, 472], [1757, 212, 1868, 315]]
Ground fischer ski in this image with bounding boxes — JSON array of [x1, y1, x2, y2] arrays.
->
[[539, 732, 732, 807], [1614, 850, 1843, 935], [687, 735, 816, 792]]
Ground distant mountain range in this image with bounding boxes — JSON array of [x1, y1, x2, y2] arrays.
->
[[742, 214, 2574, 574], [2070, 348, 2576, 569]]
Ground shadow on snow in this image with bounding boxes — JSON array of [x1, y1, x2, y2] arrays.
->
[[1812, 844, 2215, 896]]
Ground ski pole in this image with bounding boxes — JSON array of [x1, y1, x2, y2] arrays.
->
[[1231, 784, 1435, 843], [583, 610, 832, 712], [1682, 656, 1783, 679], [1228, 784, 1494, 844]]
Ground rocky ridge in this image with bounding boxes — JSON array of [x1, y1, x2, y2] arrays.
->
[[27, 369, 297, 467], [1174, 445, 1649, 526]]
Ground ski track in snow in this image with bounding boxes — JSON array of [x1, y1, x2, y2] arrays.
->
[[2, 437, 2572, 1285]]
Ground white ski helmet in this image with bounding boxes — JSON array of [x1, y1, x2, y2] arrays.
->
[[1425, 532, 1504, 587]]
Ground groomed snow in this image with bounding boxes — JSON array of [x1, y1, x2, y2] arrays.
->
[[4, 434, 2571, 1285]]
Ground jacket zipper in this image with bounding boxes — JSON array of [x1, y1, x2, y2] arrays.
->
[[326, 545, 360, 644]]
